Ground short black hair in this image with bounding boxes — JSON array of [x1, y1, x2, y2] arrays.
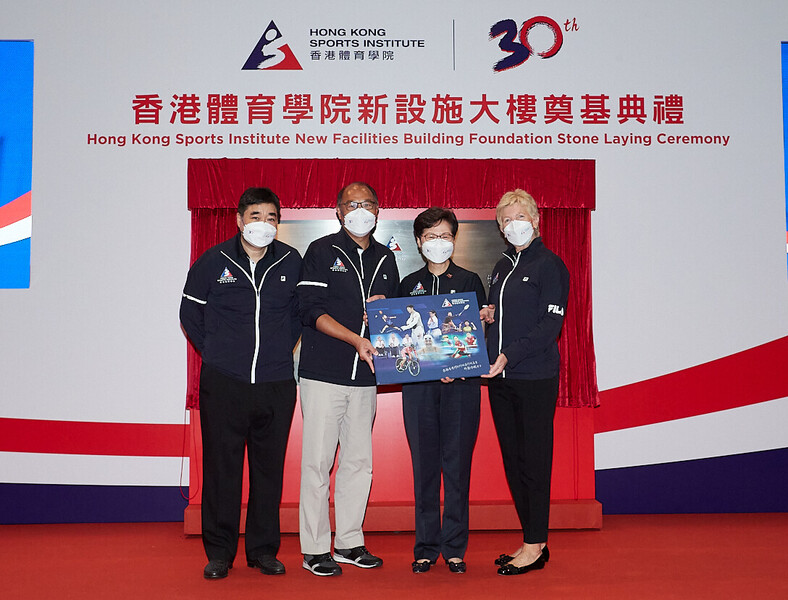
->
[[336, 182, 378, 207], [413, 207, 458, 240], [238, 187, 281, 221]]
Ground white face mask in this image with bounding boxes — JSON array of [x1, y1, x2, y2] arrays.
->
[[242, 221, 277, 248], [420, 238, 454, 264], [503, 219, 534, 247], [343, 207, 377, 237]]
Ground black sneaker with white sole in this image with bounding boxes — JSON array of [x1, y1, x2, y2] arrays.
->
[[333, 546, 383, 568], [302, 553, 342, 576]]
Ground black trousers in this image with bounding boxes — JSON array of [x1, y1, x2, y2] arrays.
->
[[199, 364, 296, 562], [488, 376, 558, 544], [402, 380, 480, 561]]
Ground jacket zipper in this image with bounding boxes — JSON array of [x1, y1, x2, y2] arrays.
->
[[332, 245, 387, 382], [221, 249, 291, 383], [497, 252, 519, 379]]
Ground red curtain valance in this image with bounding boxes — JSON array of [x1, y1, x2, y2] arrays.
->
[[187, 158, 595, 210], [185, 158, 599, 409]]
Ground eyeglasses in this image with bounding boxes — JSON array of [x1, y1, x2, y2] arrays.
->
[[342, 200, 378, 211], [422, 233, 455, 241]]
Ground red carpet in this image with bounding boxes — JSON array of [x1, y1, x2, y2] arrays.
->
[[3, 514, 787, 599]]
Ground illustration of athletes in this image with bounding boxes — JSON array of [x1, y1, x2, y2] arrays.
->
[[367, 293, 487, 385]]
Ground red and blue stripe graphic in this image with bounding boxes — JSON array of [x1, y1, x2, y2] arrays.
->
[[595, 336, 788, 513], [1, 337, 785, 522], [0, 419, 189, 523]]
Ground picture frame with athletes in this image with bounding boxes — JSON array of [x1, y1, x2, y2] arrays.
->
[[367, 292, 488, 385]]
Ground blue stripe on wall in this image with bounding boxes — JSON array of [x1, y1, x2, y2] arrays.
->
[[0, 483, 188, 524], [0, 237, 31, 288], [782, 41, 788, 277], [0, 41, 34, 204], [596, 447, 788, 514]]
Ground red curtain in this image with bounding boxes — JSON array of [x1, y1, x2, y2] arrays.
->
[[184, 158, 599, 408]]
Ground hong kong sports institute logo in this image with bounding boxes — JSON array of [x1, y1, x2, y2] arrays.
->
[[243, 20, 303, 70], [489, 16, 577, 73]]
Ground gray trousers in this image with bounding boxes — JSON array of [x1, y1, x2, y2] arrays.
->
[[298, 378, 377, 554]]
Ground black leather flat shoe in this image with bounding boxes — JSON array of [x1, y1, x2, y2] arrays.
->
[[412, 560, 433, 573], [447, 560, 466, 573], [247, 555, 286, 575], [494, 553, 513, 566], [497, 555, 545, 576], [498, 554, 545, 575], [204, 559, 231, 579], [495, 546, 549, 566]]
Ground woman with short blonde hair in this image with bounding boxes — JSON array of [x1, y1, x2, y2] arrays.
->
[[495, 189, 540, 235], [481, 189, 569, 576]]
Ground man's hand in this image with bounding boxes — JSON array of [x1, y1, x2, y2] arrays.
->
[[481, 353, 508, 378], [480, 305, 495, 324], [363, 295, 386, 326], [353, 336, 377, 373]]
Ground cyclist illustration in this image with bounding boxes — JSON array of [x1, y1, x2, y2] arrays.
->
[[396, 335, 421, 376]]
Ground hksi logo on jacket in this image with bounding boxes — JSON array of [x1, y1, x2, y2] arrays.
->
[[547, 304, 565, 315], [217, 267, 237, 284], [411, 281, 426, 295], [330, 257, 348, 272]]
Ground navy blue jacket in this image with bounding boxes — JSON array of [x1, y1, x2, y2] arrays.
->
[[180, 234, 302, 383], [485, 237, 569, 380], [297, 228, 399, 386], [399, 261, 487, 386], [398, 261, 487, 309]]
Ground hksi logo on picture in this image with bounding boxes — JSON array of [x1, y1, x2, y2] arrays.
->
[[489, 16, 578, 73], [243, 20, 303, 70]]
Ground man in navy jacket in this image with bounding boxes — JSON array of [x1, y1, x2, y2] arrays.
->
[[296, 182, 399, 576], [180, 187, 301, 580]]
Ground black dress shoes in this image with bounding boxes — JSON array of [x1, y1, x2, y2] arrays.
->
[[497, 554, 546, 576], [447, 560, 466, 573], [203, 559, 231, 579], [494, 546, 550, 566], [247, 555, 286, 575], [412, 560, 434, 573]]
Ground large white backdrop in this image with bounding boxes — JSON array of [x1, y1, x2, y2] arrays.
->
[[1, 1, 787, 518]]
